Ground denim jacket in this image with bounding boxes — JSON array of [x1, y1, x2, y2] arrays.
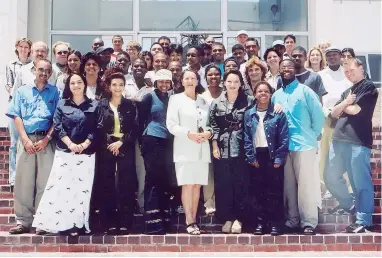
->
[[243, 103, 289, 165], [208, 91, 254, 159]]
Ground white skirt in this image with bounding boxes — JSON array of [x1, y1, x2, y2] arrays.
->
[[32, 150, 95, 233], [175, 161, 209, 186]]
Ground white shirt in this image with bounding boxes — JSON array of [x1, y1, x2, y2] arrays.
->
[[254, 111, 268, 147], [86, 85, 97, 100], [143, 70, 156, 85], [124, 74, 154, 101], [200, 88, 223, 106], [319, 66, 352, 117]]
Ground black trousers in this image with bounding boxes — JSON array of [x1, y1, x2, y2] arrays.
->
[[249, 148, 284, 228], [141, 135, 173, 234], [97, 137, 137, 230], [214, 157, 249, 223]]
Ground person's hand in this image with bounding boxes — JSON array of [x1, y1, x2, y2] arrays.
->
[[344, 90, 356, 106], [107, 141, 123, 156], [33, 137, 49, 152], [68, 143, 83, 153], [274, 103, 284, 113], [187, 131, 201, 143], [251, 161, 260, 168], [23, 138, 36, 154], [212, 147, 220, 159], [199, 131, 212, 143], [274, 163, 281, 168]]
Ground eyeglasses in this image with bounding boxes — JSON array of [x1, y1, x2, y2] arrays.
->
[[57, 51, 69, 55], [37, 68, 52, 73]]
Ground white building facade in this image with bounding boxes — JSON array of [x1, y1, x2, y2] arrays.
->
[[0, 0, 381, 126]]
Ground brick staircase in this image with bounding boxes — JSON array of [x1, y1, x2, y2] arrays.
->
[[0, 127, 380, 253]]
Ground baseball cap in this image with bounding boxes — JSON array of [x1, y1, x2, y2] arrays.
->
[[155, 69, 172, 82], [95, 46, 114, 55], [272, 40, 284, 47], [325, 46, 341, 55], [236, 30, 248, 37]]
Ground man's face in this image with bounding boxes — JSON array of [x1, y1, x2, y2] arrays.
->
[[153, 53, 168, 70], [212, 45, 225, 62], [205, 37, 215, 46], [115, 54, 131, 74], [100, 51, 112, 65], [341, 51, 354, 66], [237, 34, 248, 45], [232, 49, 245, 64], [245, 41, 259, 57], [150, 44, 163, 56], [132, 59, 147, 79], [159, 39, 170, 51], [112, 37, 123, 51], [201, 48, 213, 66], [35, 60, 52, 83], [344, 62, 364, 84], [291, 50, 306, 69], [326, 52, 342, 66], [280, 60, 296, 80], [168, 61, 182, 81], [285, 37, 295, 53], [32, 44, 48, 62], [55, 44, 69, 65], [92, 39, 104, 51], [187, 48, 201, 66]]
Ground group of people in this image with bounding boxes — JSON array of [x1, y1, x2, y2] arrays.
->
[[4, 31, 378, 237]]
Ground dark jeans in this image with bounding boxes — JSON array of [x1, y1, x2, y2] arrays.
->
[[97, 137, 137, 230], [141, 135, 173, 234], [249, 148, 284, 228], [214, 157, 249, 223]]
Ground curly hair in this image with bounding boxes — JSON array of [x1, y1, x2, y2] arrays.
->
[[102, 68, 126, 99], [245, 56, 266, 87]]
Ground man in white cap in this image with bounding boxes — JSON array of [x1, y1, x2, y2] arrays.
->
[[236, 30, 248, 46], [272, 40, 288, 59]]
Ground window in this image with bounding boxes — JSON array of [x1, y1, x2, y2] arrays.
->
[[368, 54, 381, 88], [139, 0, 221, 31], [265, 35, 308, 51], [227, 37, 261, 56], [141, 36, 178, 51], [227, 0, 308, 31], [52, 0, 133, 31]]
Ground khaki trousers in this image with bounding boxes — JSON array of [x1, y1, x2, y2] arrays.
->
[[203, 163, 215, 212], [14, 135, 55, 227], [284, 149, 320, 229]]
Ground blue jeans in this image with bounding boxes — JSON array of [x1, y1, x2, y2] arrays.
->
[[324, 140, 373, 226], [8, 118, 18, 185]]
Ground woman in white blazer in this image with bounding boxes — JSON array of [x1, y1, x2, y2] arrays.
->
[[166, 70, 213, 235]]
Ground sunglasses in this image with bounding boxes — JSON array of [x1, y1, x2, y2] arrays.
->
[[57, 51, 69, 55]]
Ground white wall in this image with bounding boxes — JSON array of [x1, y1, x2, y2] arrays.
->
[[311, 0, 382, 52]]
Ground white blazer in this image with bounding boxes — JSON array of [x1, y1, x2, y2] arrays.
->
[[166, 93, 211, 163]]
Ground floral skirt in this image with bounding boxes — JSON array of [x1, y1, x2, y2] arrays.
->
[[32, 150, 95, 233]]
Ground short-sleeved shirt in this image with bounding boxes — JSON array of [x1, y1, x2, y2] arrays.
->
[[6, 83, 60, 134], [332, 79, 378, 149], [277, 70, 327, 97]]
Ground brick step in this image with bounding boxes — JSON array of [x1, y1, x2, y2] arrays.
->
[[0, 232, 380, 253], [0, 199, 13, 208]]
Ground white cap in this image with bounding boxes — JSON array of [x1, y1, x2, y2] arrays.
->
[[236, 30, 248, 37], [155, 69, 172, 82], [272, 40, 284, 47]]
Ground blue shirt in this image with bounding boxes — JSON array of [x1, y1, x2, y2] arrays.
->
[[6, 83, 60, 134], [272, 79, 324, 151]]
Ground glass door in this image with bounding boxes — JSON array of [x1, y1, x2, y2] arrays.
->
[[224, 31, 264, 57], [138, 33, 180, 51]]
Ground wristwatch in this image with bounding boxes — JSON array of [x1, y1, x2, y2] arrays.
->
[[46, 135, 52, 141]]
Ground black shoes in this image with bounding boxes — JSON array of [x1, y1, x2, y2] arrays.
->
[[328, 205, 356, 215], [254, 224, 264, 235], [9, 224, 30, 235], [346, 223, 372, 233], [270, 226, 281, 236], [254, 224, 282, 235]]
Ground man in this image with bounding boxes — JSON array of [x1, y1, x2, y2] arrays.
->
[[236, 30, 248, 46], [272, 59, 325, 235], [324, 58, 378, 233], [6, 59, 60, 234], [183, 46, 207, 88], [92, 37, 104, 51], [200, 43, 213, 67], [51, 41, 70, 82], [144, 52, 168, 85], [95, 46, 114, 74], [240, 38, 263, 85], [168, 61, 183, 93], [231, 44, 246, 65], [211, 42, 226, 76], [127, 41, 142, 65], [204, 36, 215, 46], [284, 34, 296, 58], [318, 46, 353, 200], [12, 41, 55, 96], [158, 36, 171, 53], [111, 35, 124, 62], [115, 51, 131, 77], [272, 40, 288, 59], [278, 46, 327, 102]]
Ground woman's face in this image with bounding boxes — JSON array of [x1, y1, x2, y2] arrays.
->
[[182, 71, 198, 90], [255, 84, 271, 105], [67, 54, 81, 72], [224, 73, 241, 94], [84, 59, 100, 76], [144, 55, 152, 69], [342, 51, 354, 66], [224, 60, 239, 73], [69, 74, 85, 96], [110, 78, 125, 98], [17, 41, 31, 58], [170, 51, 182, 62], [247, 64, 263, 83], [266, 51, 280, 68], [157, 80, 172, 93], [206, 67, 221, 87], [309, 49, 322, 65]]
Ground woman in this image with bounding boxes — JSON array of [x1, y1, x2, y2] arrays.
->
[[139, 69, 173, 234], [168, 44, 183, 64], [305, 47, 326, 72], [6, 38, 32, 191], [32, 73, 100, 236], [209, 70, 254, 234], [97, 72, 138, 234], [201, 65, 223, 105], [244, 56, 267, 96], [166, 70, 211, 235], [223, 57, 240, 73], [81, 52, 104, 100], [140, 51, 154, 71], [56, 50, 82, 91], [243, 81, 289, 236], [318, 41, 331, 54], [264, 47, 282, 90]]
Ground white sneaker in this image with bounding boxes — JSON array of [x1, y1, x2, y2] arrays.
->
[[222, 221, 233, 233], [231, 220, 242, 234], [205, 207, 216, 215]]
